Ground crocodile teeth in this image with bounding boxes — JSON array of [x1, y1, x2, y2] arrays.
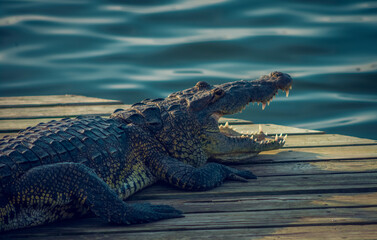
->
[[275, 134, 278, 141], [285, 89, 290, 97], [262, 102, 266, 110], [225, 122, 229, 127], [284, 134, 288, 140]]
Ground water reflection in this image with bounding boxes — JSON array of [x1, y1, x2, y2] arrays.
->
[[0, 0, 376, 139]]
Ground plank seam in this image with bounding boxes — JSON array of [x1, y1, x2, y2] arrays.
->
[[247, 157, 377, 165], [0, 101, 123, 109], [130, 187, 377, 201], [182, 204, 377, 214], [255, 170, 377, 178]]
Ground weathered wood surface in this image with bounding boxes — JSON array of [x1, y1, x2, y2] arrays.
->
[[1, 95, 377, 240], [0, 95, 122, 108], [20, 225, 377, 240], [0, 104, 130, 119]]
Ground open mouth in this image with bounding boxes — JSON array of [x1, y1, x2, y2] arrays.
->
[[212, 84, 292, 153]]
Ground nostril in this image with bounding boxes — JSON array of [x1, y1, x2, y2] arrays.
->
[[113, 108, 124, 113]]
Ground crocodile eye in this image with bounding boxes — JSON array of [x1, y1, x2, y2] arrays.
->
[[210, 88, 225, 103]]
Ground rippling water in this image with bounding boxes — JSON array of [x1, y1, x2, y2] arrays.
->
[[0, 0, 376, 139]]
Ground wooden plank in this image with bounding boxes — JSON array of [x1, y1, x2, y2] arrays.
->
[[136, 192, 377, 213], [4, 205, 377, 238], [0, 95, 122, 108], [215, 145, 377, 165], [256, 145, 377, 163], [19, 225, 376, 240], [238, 159, 377, 177], [0, 104, 130, 119], [118, 225, 377, 240], [283, 134, 377, 148], [130, 171, 377, 200]]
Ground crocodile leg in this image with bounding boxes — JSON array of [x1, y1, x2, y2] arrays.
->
[[150, 156, 257, 191], [0, 162, 182, 231]]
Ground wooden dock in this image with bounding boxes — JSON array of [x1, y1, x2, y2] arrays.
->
[[1, 95, 377, 240]]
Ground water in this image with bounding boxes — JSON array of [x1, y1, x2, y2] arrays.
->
[[0, 0, 376, 140]]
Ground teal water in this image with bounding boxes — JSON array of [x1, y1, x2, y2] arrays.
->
[[0, 0, 376, 139]]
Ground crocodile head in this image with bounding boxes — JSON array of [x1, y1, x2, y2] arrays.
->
[[112, 71, 292, 165], [166, 71, 293, 163]]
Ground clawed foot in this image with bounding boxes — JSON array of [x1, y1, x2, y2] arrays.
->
[[225, 166, 257, 182], [120, 203, 184, 225]]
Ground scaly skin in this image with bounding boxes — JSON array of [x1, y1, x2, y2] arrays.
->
[[0, 71, 292, 232]]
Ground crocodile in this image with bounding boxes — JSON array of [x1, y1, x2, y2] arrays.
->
[[0, 71, 292, 232]]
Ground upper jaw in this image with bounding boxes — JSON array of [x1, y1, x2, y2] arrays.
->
[[210, 71, 293, 117], [250, 71, 293, 108]]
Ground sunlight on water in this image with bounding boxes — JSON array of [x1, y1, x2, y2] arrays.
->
[[296, 111, 377, 130], [0, 0, 376, 139], [0, 15, 121, 26], [104, 0, 227, 14], [101, 83, 145, 90]]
